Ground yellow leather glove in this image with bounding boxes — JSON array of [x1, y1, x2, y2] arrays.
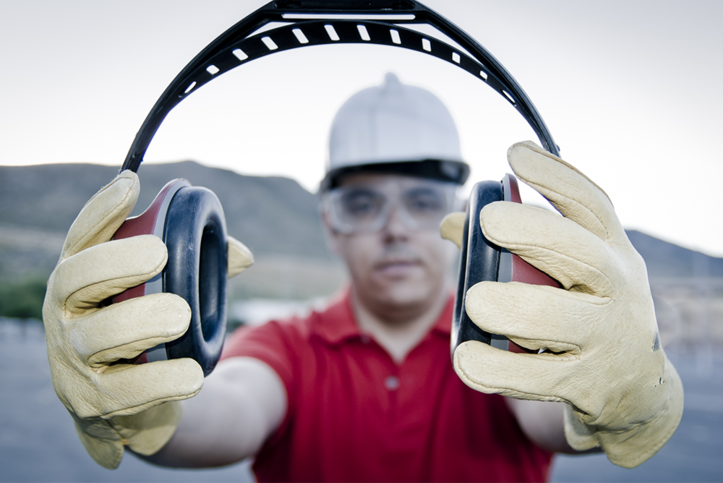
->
[[228, 235, 254, 278], [43, 171, 253, 469], [441, 141, 683, 468]]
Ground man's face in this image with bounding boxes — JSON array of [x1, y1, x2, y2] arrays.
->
[[324, 173, 458, 319]]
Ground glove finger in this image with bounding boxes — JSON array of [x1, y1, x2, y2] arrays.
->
[[51, 235, 167, 313], [227, 236, 254, 279], [440, 212, 465, 250], [465, 281, 603, 353], [481, 202, 614, 296], [453, 340, 579, 404], [508, 141, 625, 244], [69, 293, 191, 367], [61, 171, 140, 260], [96, 358, 203, 418]]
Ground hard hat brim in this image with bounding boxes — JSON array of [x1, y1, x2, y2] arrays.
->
[[320, 159, 469, 192]]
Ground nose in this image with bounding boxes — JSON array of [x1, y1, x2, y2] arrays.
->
[[381, 204, 410, 241]]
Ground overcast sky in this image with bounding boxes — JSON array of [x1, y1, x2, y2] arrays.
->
[[1, 0, 721, 256]]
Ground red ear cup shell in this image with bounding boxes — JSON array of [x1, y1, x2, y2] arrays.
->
[[451, 174, 560, 358], [113, 179, 228, 376], [498, 174, 559, 289]]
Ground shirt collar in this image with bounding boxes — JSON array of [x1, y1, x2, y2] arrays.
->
[[310, 286, 361, 345], [311, 286, 454, 345]]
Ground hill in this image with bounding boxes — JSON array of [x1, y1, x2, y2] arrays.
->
[[626, 230, 723, 279], [0, 161, 348, 303], [2, 161, 723, 282], [0, 161, 331, 260]]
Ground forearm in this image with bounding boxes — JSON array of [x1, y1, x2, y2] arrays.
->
[[506, 398, 591, 454], [137, 357, 287, 468]]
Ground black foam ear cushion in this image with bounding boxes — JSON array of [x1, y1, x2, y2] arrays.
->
[[163, 186, 228, 376], [451, 180, 503, 358]]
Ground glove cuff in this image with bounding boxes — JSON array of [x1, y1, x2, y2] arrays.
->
[[73, 417, 124, 470], [72, 401, 183, 469], [115, 400, 183, 455], [564, 356, 684, 468]]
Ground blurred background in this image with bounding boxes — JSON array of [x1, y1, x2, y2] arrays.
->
[[1, 0, 721, 481]]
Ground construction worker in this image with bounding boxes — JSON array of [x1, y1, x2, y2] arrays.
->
[[42, 74, 683, 482]]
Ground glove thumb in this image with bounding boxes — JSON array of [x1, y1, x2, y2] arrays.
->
[[440, 212, 466, 250]]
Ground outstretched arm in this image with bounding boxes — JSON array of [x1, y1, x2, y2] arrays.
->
[[506, 398, 585, 454], [138, 356, 287, 468]]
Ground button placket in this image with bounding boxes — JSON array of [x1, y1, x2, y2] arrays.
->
[[384, 375, 400, 391]]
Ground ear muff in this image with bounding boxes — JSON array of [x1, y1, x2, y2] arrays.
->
[[451, 174, 560, 358], [163, 185, 228, 376], [112, 179, 228, 376], [115, 1, 566, 373]]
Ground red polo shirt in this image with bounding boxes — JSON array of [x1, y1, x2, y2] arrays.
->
[[222, 289, 552, 482]]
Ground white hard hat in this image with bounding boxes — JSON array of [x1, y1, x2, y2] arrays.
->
[[322, 73, 469, 190]]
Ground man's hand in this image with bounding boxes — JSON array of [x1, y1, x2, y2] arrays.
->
[[42, 171, 253, 469], [443, 141, 683, 468]]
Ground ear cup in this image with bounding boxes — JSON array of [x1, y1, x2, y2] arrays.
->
[[451, 174, 559, 358], [163, 186, 228, 376], [451, 180, 503, 358], [112, 179, 228, 376]]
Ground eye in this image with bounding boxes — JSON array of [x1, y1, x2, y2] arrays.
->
[[403, 188, 445, 214], [341, 190, 384, 218]]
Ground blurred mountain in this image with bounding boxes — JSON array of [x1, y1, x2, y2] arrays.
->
[[0, 161, 330, 260], [1, 161, 721, 284], [0, 162, 347, 302], [626, 230, 723, 279]]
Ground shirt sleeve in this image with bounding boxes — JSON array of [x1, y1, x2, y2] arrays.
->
[[220, 320, 300, 395], [221, 320, 307, 450]]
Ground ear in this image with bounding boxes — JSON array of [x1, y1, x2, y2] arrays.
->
[[320, 204, 341, 256]]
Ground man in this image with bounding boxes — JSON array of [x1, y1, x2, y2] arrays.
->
[[42, 74, 683, 481]]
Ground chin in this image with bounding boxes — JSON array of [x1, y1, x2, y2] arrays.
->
[[375, 280, 436, 309]]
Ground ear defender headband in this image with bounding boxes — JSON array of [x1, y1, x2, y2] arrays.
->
[[116, 0, 561, 373]]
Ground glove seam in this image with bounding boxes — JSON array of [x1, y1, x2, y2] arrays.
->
[[476, 241, 614, 298], [512, 142, 613, 206], [455, 365, 568, 403], [100, 390, 200, 420], [66, 175, 138, 259], [63, 269, 165, 317], [521, 179, 611, 244]]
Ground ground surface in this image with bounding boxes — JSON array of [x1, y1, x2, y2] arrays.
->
[[1, 320, 721, 483]]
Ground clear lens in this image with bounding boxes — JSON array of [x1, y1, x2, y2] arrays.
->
[[402, 186, 448, 224], [324, 178, 458, 234], [338, 188, 387, 231]]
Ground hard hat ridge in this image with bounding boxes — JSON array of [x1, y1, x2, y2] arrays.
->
[[322, 73, 469, 191]]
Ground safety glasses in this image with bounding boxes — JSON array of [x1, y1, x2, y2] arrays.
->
[[322, 178, 460, 234]]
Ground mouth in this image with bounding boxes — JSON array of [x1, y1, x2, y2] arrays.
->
[[374, 258, 422, 277]]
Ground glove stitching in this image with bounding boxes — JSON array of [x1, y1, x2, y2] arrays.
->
[[631, 405, 679, 464], [523, 180, 611, 244], [510, 338, 581, 356], [66, 176, 137, 259], [101, 390, 201, 420], [63, 263, 166, 316], [597, 405, 671, 466], [88, 334, 181, 367], [515, 142, 613, 205], [482, 242, 614, 300], [459, 372, 567, 403]]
